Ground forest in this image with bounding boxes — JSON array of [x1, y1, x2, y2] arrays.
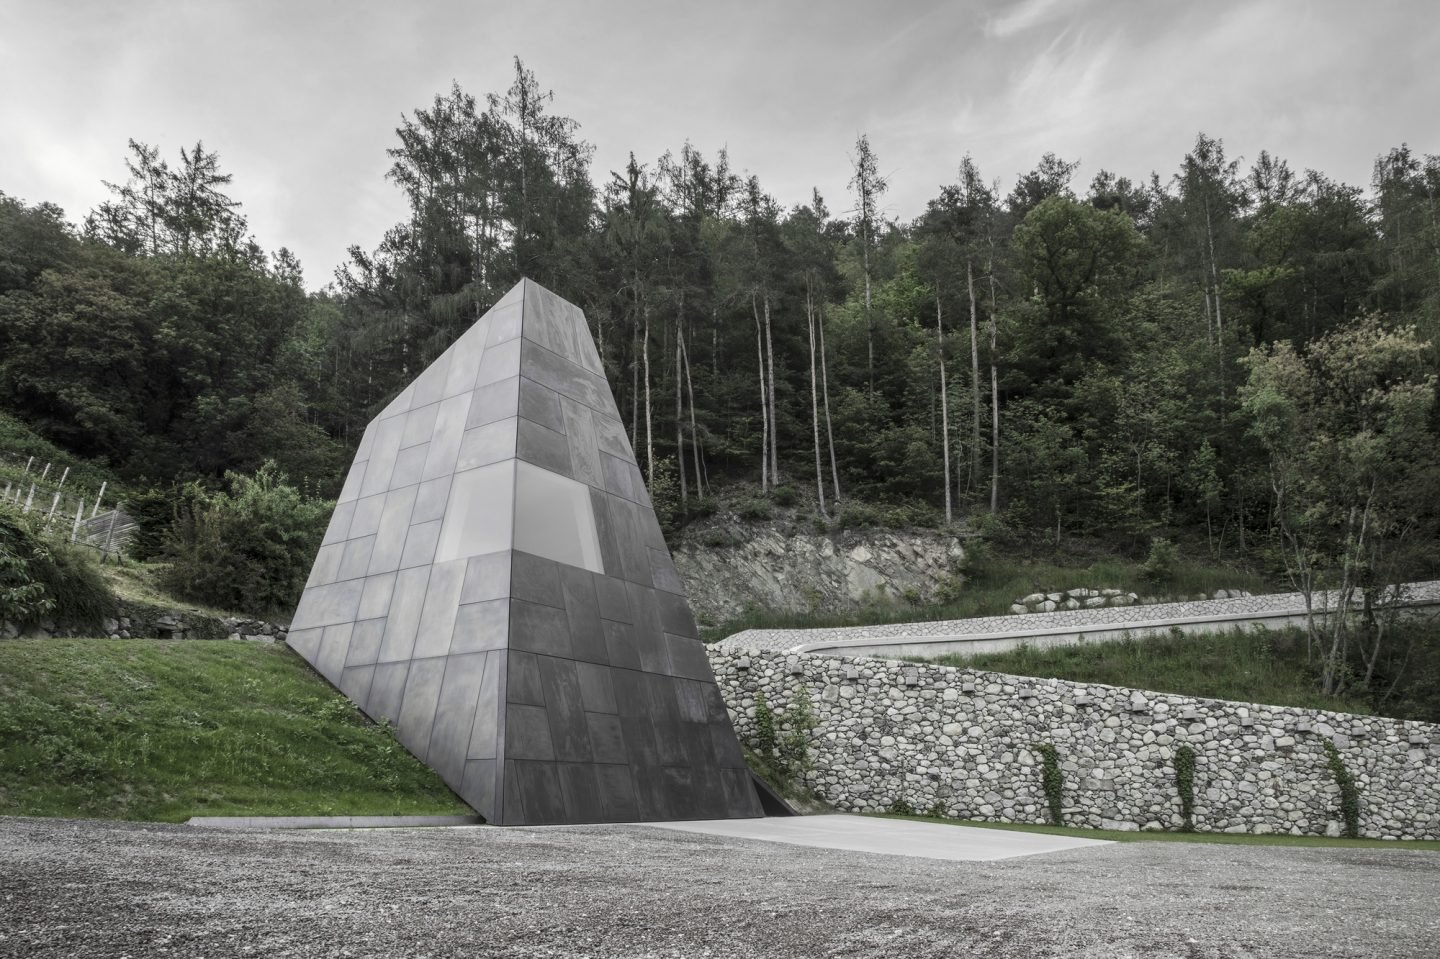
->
[[1, 62, 1438, 683]]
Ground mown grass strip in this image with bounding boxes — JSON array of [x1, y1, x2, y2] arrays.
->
[[875, 814, 1440, 850], [0, 638, 469, 822]]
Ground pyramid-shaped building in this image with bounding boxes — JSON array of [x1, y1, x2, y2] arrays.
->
[[288, 279, 763, 824]]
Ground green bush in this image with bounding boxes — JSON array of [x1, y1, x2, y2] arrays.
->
[[0, 503, 113, 627], [1141, 537, 1179, 583], [161, 462, 330, 617], [772, 485, 799, 507], [752, 690, 778, 759], [736, 497, 772, 522], [836, 502, 883, 529], [0, 506, 53, 625]]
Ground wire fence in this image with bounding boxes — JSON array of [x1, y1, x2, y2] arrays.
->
[[0, 451, 134, 560]]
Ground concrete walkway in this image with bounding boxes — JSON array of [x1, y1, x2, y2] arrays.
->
[[646, 813, 1111, 862], [187, 814, 482, 830], [718, 580, 1440, 660]]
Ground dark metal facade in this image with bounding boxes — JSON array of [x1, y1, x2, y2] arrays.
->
[[288, 279, 762, 824]]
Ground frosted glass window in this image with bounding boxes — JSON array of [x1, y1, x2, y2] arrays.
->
[[435, 462, 515, 563], [513, 460, 602, 573]]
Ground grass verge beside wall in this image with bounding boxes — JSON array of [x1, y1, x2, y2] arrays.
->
[[0, 638, 468, 822]]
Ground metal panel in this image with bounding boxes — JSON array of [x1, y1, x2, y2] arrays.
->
[[450, 599, 508, 654], [321, 499, 356, 546], [357, 573, 396, 621], [345, 618, 386, 667], [377, 566, 430, 662], [518, 377, 566, 433], [365, 484, 419, 576], [421, 393, 473, 482], [456, 418, 518, 472], [427, 652, 489, 786], [396, 656, 446, 758], [412, 558, 466, 659]]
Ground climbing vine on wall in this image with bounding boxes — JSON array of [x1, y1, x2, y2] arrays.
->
[[1322, 740, 1361, 839], [1174, 744, 1197, 831], [1034, 743, 1064, 825]]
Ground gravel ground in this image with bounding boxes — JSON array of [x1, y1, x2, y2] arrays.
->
[[2, 816, 1437, 958]]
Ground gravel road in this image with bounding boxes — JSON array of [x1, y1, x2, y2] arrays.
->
[[2, 816, 1436, 958]]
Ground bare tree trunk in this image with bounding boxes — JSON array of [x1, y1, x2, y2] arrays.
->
[[967, 259, 980, 500], [936, 292, 952, 525], [818, 301, 840, 503], [753, 291, 769, 491], [630, 287, 640, 451], [681, 328, 704, 499], [807, 279, 827, 518], [675, 324, 687, 506], [642, 296, 653, 489], [987, 261, 1000, 515], [763, 289, 780, 487], [1204, 198, 1226, 403], [864, 249, 874, 396]]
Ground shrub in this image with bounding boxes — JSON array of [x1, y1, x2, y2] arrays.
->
[[0, 505, 54, 625], [736, 497, 772, 522], [772, 485, 799, 507], [1141, 537, 1178, 583], [777, 687, 817, 774], [161, 462, 330, 617], [0, 503, 113, 627], [836, 502, 883, 529], [752, 690, 777, 760]]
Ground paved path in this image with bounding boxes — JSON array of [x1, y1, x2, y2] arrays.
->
[[646, 813, 1111, 861], [717, 580, 1440, 658]]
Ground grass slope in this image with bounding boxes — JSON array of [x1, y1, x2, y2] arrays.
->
[[921, 627, 1374, 714], [0, 638, 469, 822]]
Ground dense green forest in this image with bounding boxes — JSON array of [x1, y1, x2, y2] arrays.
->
[[2, 62, 1438, 639]]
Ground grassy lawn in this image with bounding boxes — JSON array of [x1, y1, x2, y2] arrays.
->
[[876, 814, 1440, 850], [0, 638, 470, 822], [916, 626, 1376, 715], [703, 556, 1269, 642]]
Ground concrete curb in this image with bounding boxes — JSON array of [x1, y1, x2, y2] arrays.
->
[[187, 815, 483, 830]]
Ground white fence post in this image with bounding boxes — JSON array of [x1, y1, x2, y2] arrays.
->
[[71, 499, 85, 543]]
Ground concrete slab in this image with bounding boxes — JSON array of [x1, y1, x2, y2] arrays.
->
[[645, 814, 1112, 862], [187, 815, 483, 830]]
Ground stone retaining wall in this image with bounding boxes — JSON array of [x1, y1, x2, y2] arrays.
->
[[3, 600, 288, 644], [709, 647, 1440, 839]]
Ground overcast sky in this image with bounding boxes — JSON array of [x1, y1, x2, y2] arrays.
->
[[3, 0, 1435, 290]]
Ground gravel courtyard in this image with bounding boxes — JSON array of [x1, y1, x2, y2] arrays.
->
[[1, 816, 1436, 958]]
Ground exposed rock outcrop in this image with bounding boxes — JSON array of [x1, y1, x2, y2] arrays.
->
[[672, 523, 964, 626]]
